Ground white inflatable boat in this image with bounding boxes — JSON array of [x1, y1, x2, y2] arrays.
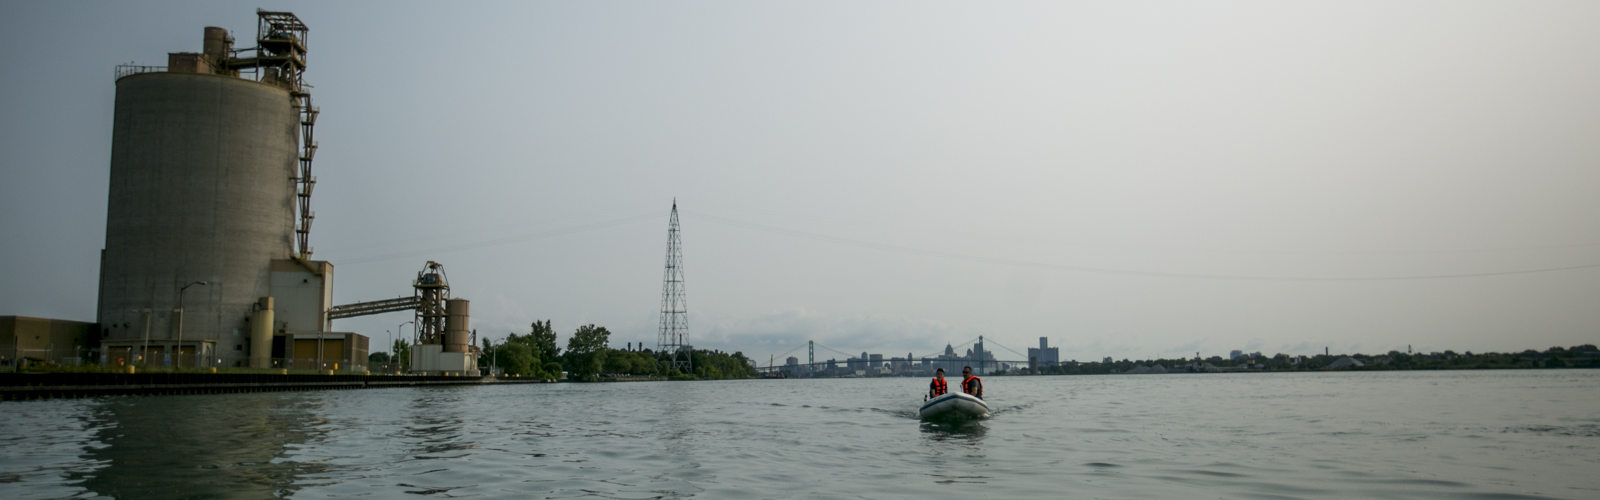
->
[[919, 392, 990, 420]]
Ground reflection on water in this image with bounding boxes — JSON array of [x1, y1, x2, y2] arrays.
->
[[83, 393, 328, 499], [0, 399, 104, 499], [919, 420, 988, 439], [1, 371, 1597, 499], [920, 417, 989, 485]]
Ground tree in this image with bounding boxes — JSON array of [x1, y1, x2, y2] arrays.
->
[[530, 320, 560, 370], [629, 351, 658, 376], [498, 342, 536, 376], [478, 332, 549, 377], [392, 339, 411, 368], [565, 324, 610, 381], [603, 352, 632, 376]]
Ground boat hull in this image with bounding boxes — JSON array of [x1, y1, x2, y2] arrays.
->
[[919, 392, 990, 420]]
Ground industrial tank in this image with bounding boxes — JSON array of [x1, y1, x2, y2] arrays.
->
[[443, 299, 470, 353], [97, 71, 298, 356]]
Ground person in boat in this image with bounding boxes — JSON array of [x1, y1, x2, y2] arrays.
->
[[961, 366, 983, 399], [928, 368, 949, 399]]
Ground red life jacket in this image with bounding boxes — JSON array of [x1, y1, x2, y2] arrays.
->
[[962, 375, 983, 397], [930, 377, 948, 396]]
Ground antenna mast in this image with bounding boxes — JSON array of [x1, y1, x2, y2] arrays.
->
[[657, 200, 692, 374]]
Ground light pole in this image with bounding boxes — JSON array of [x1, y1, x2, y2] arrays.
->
[[176, 281, 207, 368], [130, 308, 153, 366], [397, 320, 413, 371]]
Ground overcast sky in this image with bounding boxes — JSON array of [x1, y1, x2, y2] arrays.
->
[[3, 1, 1598, 363]]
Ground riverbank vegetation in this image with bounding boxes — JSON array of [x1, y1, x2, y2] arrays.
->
[[479, 320, 759, 381]]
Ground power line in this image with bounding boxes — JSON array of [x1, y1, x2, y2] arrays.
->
[[692, 199, 1600, 257], [682, 211, 1600, 281], [338, 210, 666, 265], [324, 200, 665, 253]]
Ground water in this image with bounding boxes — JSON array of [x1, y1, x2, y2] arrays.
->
[[2, 370, 1597, 499]]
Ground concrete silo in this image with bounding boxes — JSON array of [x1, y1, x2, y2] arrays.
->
[[97, 11, 346, 369]]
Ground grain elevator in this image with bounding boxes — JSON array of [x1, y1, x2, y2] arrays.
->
[[95, 11, 363, 370], [93, 10, 479, 375]]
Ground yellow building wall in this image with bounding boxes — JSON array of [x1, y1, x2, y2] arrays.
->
[[1, 316, 94, 362]]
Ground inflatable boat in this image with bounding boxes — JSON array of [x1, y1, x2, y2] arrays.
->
[[919, 392, 990, 420]]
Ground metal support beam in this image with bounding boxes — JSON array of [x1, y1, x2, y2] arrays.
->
[[328, 296, 420, 320]]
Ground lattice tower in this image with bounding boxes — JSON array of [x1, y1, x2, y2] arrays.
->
[[657, 200, 692, 374]]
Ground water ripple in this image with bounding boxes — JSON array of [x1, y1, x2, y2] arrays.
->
[[0, 372, 1597, 498]]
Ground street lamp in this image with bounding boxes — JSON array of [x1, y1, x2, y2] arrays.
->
[[176, 281, 207, 368], [396, 320, 413, 371], [128, 308, 153, 366]]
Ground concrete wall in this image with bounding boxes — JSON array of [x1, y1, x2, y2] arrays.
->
[[410, 344, 478, 375], [97, 72, 298, 366], [1, 316, 96, 363], [269, 259, 333, 333]]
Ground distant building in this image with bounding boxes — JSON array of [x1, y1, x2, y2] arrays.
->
[[926, 342, 998, 374], [1230, 350, 1243, 360], [786, 356, 799, 366], [1326, 356, 1365, 369], [1028, 337, 1060, 366], [1103, 356, 1113, 364], [889, 356, 912, 373], [1, 316, 96, 365]]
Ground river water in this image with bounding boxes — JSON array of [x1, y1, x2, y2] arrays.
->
[[2, 370, 1597, 499]]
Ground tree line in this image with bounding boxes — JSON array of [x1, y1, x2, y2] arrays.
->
[[1012, 344, 1599, 375], [476, 320, 759, 381]]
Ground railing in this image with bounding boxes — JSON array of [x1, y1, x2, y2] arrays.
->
[[367, 362, 407, 374], [98, 351, 374, 373], [114, 64, 166, 80], [4, 345, 87, 366], [3, 349, 428, 374]]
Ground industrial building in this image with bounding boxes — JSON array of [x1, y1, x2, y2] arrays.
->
[[30, 10, 481, 375], [94, 11, 337, 369], [2, 316, 97, 366]]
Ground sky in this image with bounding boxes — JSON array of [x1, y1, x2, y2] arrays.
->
[[2, 1, 1598, 364]]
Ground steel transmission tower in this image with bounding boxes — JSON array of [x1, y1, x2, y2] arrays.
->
[[657, 200, 692, 374]]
